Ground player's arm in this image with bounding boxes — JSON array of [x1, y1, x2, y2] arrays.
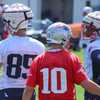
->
[[0, 63, 3, 77], [0, 41, 4, 71], [22, 86, 34, 100], [0, 52, 2, 69], [72, 55, 100, 96], [22, 59, 37, 100], [81, 79, 100, 96]]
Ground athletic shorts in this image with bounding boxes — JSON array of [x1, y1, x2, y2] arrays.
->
[[84, 91, 100, 100], [0, 88, 35, 100]]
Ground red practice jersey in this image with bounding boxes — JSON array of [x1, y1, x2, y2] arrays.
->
[[27, 49, 88, 100]]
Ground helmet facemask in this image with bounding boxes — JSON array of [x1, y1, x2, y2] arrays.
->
[[82, 22, 97, 40]]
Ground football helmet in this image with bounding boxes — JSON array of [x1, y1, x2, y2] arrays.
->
[[83, 6, 93, 16], [46, 22, 72, 46], [3, 3, 33, 32], [82, 11, 100, 41]]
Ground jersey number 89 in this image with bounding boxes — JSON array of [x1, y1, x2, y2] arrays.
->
[[6, 54, 36, 79]]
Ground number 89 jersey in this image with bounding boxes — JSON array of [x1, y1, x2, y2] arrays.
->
[[0, 36, 45, 90]]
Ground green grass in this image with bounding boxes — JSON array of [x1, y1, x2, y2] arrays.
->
[[76, 85, 84, 100], [73, 49, 84, 100], [0, 67, 3, 76], [72, 49, 83, 63]]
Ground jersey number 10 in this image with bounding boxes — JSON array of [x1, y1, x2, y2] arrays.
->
[[41, 68, 67, 94]]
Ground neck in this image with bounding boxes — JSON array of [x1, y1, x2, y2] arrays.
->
[[47, 43, 64, 50], [13, 29, 26, 36]]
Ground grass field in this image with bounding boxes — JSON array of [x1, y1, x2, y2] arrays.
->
[[0, 49, 85, 100], [73, 49, 84, 100], [76, 85, 84, 100]]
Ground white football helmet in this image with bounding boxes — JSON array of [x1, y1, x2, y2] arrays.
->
[[3, 3, 33, 32], [82, 11, 100, 41], [83, 6, 93, 16], [46, 22, 72, 46]]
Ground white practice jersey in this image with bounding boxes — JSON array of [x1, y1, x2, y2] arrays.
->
[[0, 35, 45, 90], [83, 39, 100, 80]]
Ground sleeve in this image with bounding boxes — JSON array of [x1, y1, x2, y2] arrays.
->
[[35, 40, 45, 55], [0, 52, 2, 63], [72, 55, 89, 84], [26, 58, 39, 87], [83, 47, 93, 79], [0, 42, 3, 63], [38, 44, 45, 55]]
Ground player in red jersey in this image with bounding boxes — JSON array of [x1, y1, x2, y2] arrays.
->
[[22, 22, 100, 100]]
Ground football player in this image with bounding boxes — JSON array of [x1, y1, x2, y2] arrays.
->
[[81, 11, 100, 100], [0, 3, 45, 100], [22, 22, 100, 100], [83, 6, 93, 17]]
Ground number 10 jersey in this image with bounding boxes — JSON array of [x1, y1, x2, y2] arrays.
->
[[27, 49, 88, 100]]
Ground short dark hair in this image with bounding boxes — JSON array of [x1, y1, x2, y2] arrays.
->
[[86, 1, 91, 7]]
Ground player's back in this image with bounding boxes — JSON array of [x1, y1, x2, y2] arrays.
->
[[34, 49, 80, 100], [87, 40, 100, 81], [0, 35, 45, 90]]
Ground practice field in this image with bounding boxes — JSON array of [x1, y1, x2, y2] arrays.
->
[[0, 49, 84, 100], [74, 49, 84, 100]]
